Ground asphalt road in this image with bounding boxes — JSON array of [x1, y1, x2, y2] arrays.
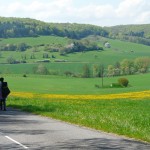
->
[[0, 108, 150, 150]]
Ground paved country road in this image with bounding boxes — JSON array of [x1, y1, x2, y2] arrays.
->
[[0, 108, 150, 150]]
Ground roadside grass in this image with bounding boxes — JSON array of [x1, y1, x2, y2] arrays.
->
[[7, 97, 150, 142]]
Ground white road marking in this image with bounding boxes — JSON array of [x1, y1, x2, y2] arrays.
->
[[5, 136, 28, 149]]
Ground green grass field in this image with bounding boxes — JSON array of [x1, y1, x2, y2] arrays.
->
[[0, 36, 69, 46], [3, 73, 150, 95], [0, 35, 149, 66]]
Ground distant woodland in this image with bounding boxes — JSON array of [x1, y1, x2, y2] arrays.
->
[[0, 17, 108, 39], [1, 17, 150, 46]]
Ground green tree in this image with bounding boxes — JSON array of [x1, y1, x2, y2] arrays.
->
[[134, 57, 150, 73], [93, 65, 101, 77], [6, 56, 16, 64], [43, 53, 49, 58], [120, 59, 134, 75], [36, 64, 49, 75], [17, 43, 29, 51], [82, 64, 90, 78], [30, 53, 36, 59], [107, 65, 115, 77]]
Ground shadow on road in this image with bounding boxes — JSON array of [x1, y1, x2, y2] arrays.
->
[[0, 108, 150, 150], [26, 138, 150, 150]]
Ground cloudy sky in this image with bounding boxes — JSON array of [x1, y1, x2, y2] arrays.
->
[[0, 0, 150, 26]]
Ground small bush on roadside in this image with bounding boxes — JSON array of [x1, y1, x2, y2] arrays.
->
[[118, 78, 129, 87]]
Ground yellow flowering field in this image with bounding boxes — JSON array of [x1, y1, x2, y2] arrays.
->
[[10, 90, 150, 100]]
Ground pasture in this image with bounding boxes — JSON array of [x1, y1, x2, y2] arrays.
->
[[0, 36, 69, 46], [0, 35, 149, 65]]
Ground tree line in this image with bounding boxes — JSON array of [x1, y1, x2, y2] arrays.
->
[[30, 57, 150, 77], [81, 57, 150, 78], [105, 24, 150, 46], [1, 17, 150, 46], [0, 43, 30, 51]]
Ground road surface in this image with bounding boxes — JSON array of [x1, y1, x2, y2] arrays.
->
[[0, 108, 150, 149]]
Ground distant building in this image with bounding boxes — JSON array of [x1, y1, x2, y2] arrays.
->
[[104, 42, 111, 48]]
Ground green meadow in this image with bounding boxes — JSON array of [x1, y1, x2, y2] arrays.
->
[[0, 35, 149, 65], [4, 73, 150, 94], [0, 36, 69, 46]]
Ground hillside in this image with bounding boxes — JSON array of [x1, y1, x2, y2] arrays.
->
[[1, 17, 150, 46], [0, 35, 149, 76], [0, 35, 149, 63], [0, 17, 108, 39], [105, 24, 150, 46], [105, 24, 150, 38]]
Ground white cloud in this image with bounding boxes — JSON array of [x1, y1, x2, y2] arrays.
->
[[0, 0, 150, 26], [136, 11, 150, 24], [115, 0, 150, 24], [75, 4, 115, 19], [116, 0, 144, 17]]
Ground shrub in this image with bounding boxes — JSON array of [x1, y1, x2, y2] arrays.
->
[[64, 71, 73, 77], [95, 84, 100, 88], [49, 70, 59, 75], [118, 78, 129, 87], [35, 64, 49, 75], [82, 64, 90, 78], [23, 74, 27, 77]]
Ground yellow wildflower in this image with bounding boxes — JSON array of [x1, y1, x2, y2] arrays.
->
[[10, 90, 150, 100]]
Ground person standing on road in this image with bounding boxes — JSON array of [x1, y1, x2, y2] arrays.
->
[[0, 77, 10, 111]]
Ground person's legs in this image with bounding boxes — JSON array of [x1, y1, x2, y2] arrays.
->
[[3, 99, 6, 110], [1, 99, 6, 111]]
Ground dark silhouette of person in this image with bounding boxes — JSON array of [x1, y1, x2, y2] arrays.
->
[[0, 77, 10, 111]]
